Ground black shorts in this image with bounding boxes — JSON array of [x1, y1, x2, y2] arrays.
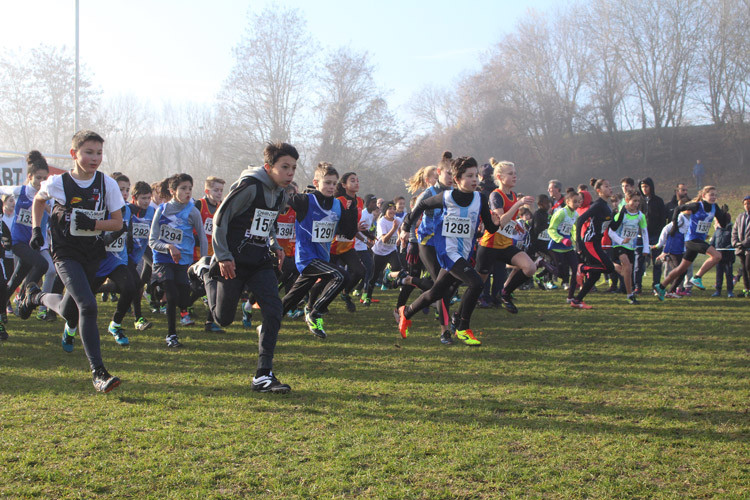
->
[[683, 240, 710, 263], [475, 245, 523, 274], [152, 262, 189, 285], [613, 246, 635, 264]]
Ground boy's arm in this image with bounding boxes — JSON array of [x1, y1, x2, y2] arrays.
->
[[212, 183, 257, 263], [547, 209, 565, 243], [189, 207, 208, 257], [148, 206, 170, 254]]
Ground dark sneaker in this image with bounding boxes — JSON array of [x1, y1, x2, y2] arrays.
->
[[92, 366, 120, 393], [188, 256, 211, 282], [341, 293, 356, 313], [166, 334, 182, 348], [305, 310, 327, 339], [17, 283, 42, 320], [499, 293, 518, 314], [439, 330, 453, 345], [251, 372, 291, 394], [61, 324, 75, 352], [0, 322, 8, 341], [627, 294, 639, 305], [204, 322, 225, 333]]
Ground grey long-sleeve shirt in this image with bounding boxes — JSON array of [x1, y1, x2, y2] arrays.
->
[[149, 199, 207, 257]]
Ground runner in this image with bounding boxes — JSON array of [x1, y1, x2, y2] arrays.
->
[[547, 190, 580, 303], [609, 190, 649, 304]]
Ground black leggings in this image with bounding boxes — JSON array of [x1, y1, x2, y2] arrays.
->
[[8, 242, 49, 293], [405, 257, 483, 331], [332, 248, 365, 294], [366, 251, 401, 298], [279, 256, 299, 295], [281, 259, 348, 316], [554, 250, 579, 299], [418, 244, 456, 326], [92, 265, 137, 325]]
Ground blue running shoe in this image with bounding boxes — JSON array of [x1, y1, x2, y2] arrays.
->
[[62, 323, 76, 352], [690, 276, 705, 290], [204, 322, 225, 333], [108, 321, 130, 346], [653, 283, 666, 301], [242, 301, 253, 328]]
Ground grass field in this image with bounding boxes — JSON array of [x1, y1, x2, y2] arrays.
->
[[1, 268, 749, 498]]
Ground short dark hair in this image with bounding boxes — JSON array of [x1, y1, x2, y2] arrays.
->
[[71, 130, 104, 151], [314, 162, 338, 182], [169, 173, 193, 193], [131, 181, 152, 198], [451, 156, 478, 180], [114, 174, 130, 184], [537, 194, 550, 206], [264, 142, 299, 166], [620, 177, 635, 186]]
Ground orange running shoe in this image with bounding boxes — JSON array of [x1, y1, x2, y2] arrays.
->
[[397, 306, 411, 339], [570, 299, 593, 310]]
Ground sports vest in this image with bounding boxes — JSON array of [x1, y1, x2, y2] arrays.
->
[[480, 189, 517, 249], [295, 194, 341, 272]]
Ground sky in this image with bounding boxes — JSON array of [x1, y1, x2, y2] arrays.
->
[[1, 0, 560, 117]]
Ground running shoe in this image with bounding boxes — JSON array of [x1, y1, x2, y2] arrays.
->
[[180, 312, 195, 326], [633, 287, 641, 295], [305, 310, 327, 339], [286, 309, 304, 319], [455, 328, 481, 346], [690, 276, 705, 290], [397, 305, 411, 339], [665, 292, 681, 299], [381, 283, 388, 291], [727, 291, 736, 298], [711, 290, 721, 297], [477, 297, 491, 309], [242, 302, 253, 328], [108, 321, 130, 346], [341, 293, 356, 312], [17, 283, 42, 320], [439, 330, 453, 345], [134, 317, 152, 331], [165, 334, 182, 348], [352, 289, 360, 297], [101, 292, 109, 302], [450, 295, 460, 305], [569, 299, 593, 309], [653, 283, 666, 301], [188, 256, 211, 282], [36, 307, 56, 322], [251, 372, 291, 394], [534, 277, 546, 290], [92, 366, 120, 393], [499, 293, 518, 314], [159, 305, 167, 315], [627, 294, 639, 305], [204, 322, 225, 333], [566, 298, 574, 304], [392, 308, 400, 324], [61, 324, 75, 352], [360, 294, 371, 307], [0, 322, 7, 341], [545, 281, 558, 290]]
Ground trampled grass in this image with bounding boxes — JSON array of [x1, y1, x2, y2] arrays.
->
[[1, 278, 749, 498]]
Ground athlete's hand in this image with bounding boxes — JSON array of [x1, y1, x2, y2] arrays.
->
[[406, 242, 419, 265], [358, 220, 369, 231], [520, 196, 535, 206], [623, 237, 632, 244], [398, 230, 409, 248], [274, 247, 284, 271], [219, 259, 236, 280], [168, 244, 181, 263], [30, 227, 45, 250], [74, 211, 97, 231], [366, 238, 374, 248]]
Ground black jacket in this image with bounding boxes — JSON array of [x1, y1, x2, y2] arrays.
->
[[638, 177, 667, 241]]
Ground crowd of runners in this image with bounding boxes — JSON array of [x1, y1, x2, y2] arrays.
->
[[3, 131, 749, 395]]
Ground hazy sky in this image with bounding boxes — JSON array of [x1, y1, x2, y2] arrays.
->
[[2, 0, 560, 116]]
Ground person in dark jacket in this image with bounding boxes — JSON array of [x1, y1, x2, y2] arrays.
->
[[731, 195, 750, 297], [709, 209, 735, 297], [665, 183, 689, 217], [637, 177, 666, 289]]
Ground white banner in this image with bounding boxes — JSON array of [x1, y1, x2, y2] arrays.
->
[[0, 157, 26, 186]]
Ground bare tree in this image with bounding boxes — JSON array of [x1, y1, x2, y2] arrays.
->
[[94, 94, 154, 175], [218, 6, 316, 166], [407, 85, 457, 133], [312, 47, 404, 176]]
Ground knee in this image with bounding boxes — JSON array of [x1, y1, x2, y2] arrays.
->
[[77, 298, 98, 317]]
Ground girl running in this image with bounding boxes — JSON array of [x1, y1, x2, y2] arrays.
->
[[397, 156, 500, 346], [571, 178, 621, 309], [330, 172, 367, 311], [475, 160, 536, 314], [547, 190, 580, 303], [127, 181, 156, 330], [609, 190, 649, 304], [149, 173, 207, 347], [654, 186, 729, 299]]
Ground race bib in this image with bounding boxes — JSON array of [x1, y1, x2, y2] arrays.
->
[[696, 220, 711, 233], [248, 209, 277, 238], [203, 217, 213, 236], [559, 221, 573, 236], [276, 222, 295, 240], [442, 216, 472, 238], [538, 229, 551, 241], [16, 208, 33, 227], [70, 209, 105, 236], [159, 224, 183, 244], [311, 220, 336, 243], [131, 222, 150, 239], [105, 234, 126, 253], [498, 221, 517, 238], [622, 227, 638, 239], [386, 234, 398, 246]]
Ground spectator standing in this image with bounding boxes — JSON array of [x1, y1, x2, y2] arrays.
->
[[693, 160, 705, 191]]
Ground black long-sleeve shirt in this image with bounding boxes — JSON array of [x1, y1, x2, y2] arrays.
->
[[575, 197, 616, 244], [671, 201, 728, 228], [402, 189, 499, 235]]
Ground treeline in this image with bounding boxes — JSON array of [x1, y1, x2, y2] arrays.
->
[[1, 1, 748, 197]]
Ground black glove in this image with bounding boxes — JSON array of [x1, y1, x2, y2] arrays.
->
[[102, 222, 127, 246], [74, 211, 97, 231], [30, 227, 45, 250]]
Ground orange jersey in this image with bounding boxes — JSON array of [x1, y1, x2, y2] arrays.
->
[[330, 195, 363, 255], [276, 207, 297, 258], [193, 197, 219, 260], [479, 189, 517, 249]]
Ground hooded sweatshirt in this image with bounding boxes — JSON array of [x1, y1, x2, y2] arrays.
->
[[211, 166, 288, 263], [637, 177, 666, 242]]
